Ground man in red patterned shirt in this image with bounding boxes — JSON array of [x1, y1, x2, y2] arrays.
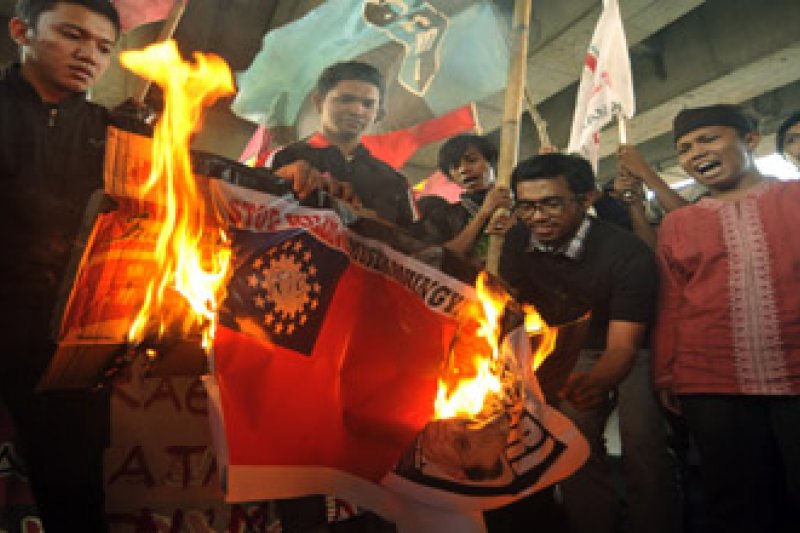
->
[[654, 104, 800, 533]]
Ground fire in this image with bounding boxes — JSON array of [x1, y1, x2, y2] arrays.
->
[[120, 41, 235, 351], [523, 304, 558, 371], [434, 273, 557, 420]]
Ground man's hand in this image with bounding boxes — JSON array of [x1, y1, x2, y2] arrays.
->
[[559, 371, 610, 410], [274, 160, 364, 207], [611, 173, 646, 205], [486, 212, 516, 236], [273, 160, 324, 200], [323, 178, 361, 207], [617, 144, 653, 180], [479, 187, 514, 217]]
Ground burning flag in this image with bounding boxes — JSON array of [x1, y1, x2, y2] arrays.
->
[[205, 181, 589, 523], [50, 35, 587, 529], [566, 0, 635, 170]]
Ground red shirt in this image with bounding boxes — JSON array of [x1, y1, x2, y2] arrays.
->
[[654, 179, 800, 395]]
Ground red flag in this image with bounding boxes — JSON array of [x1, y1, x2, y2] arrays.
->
[[112, 0, 179, 33], [361, 105, 476, 169], [206, 182, 589, 521], [413, 170, 464, 203]]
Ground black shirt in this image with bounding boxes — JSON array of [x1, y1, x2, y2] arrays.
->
[[499, 217, 658, 349], [270, 133, 415, 227], [0, 63, 112, 304]]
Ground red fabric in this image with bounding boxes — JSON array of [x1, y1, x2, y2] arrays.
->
[[113, 0, 180, 33], [413, 170, 464, 203], [214, 260, 456, 482], [361, 105, 475, 169], [654, 180, 800, 395]]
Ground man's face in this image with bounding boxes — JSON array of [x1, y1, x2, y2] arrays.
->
[[783, 121, 800, 170], [514, 176, 588, 246], [317, 79, 381, 142], [13, 3, 116, 101], [675, 125, 758, 192], [448, 144, 493, 191]]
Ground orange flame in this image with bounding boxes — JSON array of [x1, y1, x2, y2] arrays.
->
[[523, 304, 558, 371], [120, 41, 235, 351], [434, 272, 509, 419], [434, 273, 557, 420]]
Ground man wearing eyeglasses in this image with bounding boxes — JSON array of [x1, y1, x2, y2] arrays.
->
[[499, 153, 681, 533]]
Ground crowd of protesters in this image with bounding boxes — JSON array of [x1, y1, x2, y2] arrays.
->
[[2, 1, 800, 533]]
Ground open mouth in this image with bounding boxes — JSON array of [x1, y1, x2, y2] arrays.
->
[[460, 175, 480, 188], [695, 160, 722, 177]]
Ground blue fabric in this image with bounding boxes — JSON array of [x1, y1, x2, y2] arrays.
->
[[231, 0, 508, 127]]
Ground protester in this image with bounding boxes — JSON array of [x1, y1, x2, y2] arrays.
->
[[776, 110, 800, 170], [269, 61, 417, 228], [265, 59, 416, 533], [654, 104, 800, 533], [0, 2, 327, 530], [413, 134, 513, 264], [499, 153, 681, 533], [0, 1, 125, 530]]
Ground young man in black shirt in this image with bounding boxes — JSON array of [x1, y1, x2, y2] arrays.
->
[[0, 1, 123, 530], [499, 153, 681, 533], [270, 61, 416, 227]]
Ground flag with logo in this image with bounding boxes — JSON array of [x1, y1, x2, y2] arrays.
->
[[52, 128, 588, 527], [231, 0, 508, 130], [567, 0, 635, 170], [207, 180, 589, 526]]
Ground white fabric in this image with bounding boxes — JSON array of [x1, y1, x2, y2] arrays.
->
[[567, 0, 635, 171]]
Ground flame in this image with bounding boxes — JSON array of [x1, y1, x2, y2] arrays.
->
[[434, 273, 558, 420], [523, 304, 558, 371], [120, 41, 235, 351], [434, 272, 510, 419]]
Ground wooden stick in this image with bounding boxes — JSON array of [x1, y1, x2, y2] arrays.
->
[[131, 0, 189, 103], [486, 0, 532, 276], [618, 114, 628, 145]]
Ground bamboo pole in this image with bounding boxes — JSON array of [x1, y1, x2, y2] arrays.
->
[[486, 0, 533, 276], [131, 0, 189, 102]]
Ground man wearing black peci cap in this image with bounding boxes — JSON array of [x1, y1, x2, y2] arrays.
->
[[653, 104, 800, 533]]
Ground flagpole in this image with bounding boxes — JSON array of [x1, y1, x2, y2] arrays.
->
[[132, 0, 189, 102], [618, 114, 628, 145], [486, 0, 532, 276]]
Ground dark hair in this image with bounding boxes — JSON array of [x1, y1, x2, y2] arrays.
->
[[777, 111, 800, 156], [511, 153, 596, 196], [316, 61, 386, 109], [16, 0, 121, 36], [437, 134, 497, 177]]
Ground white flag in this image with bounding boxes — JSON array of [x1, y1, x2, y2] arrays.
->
[[567, 0, 635, 170]]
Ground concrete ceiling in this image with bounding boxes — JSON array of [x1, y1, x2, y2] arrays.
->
[[2, 0, 799, 185]]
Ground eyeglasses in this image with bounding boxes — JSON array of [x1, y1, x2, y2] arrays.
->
[[513, 195, 583, 216]]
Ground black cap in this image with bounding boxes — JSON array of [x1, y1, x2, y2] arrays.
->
[[673, 104, 757, 144]]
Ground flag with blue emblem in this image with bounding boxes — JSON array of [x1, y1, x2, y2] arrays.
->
[[231, 0, 508, 129]]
